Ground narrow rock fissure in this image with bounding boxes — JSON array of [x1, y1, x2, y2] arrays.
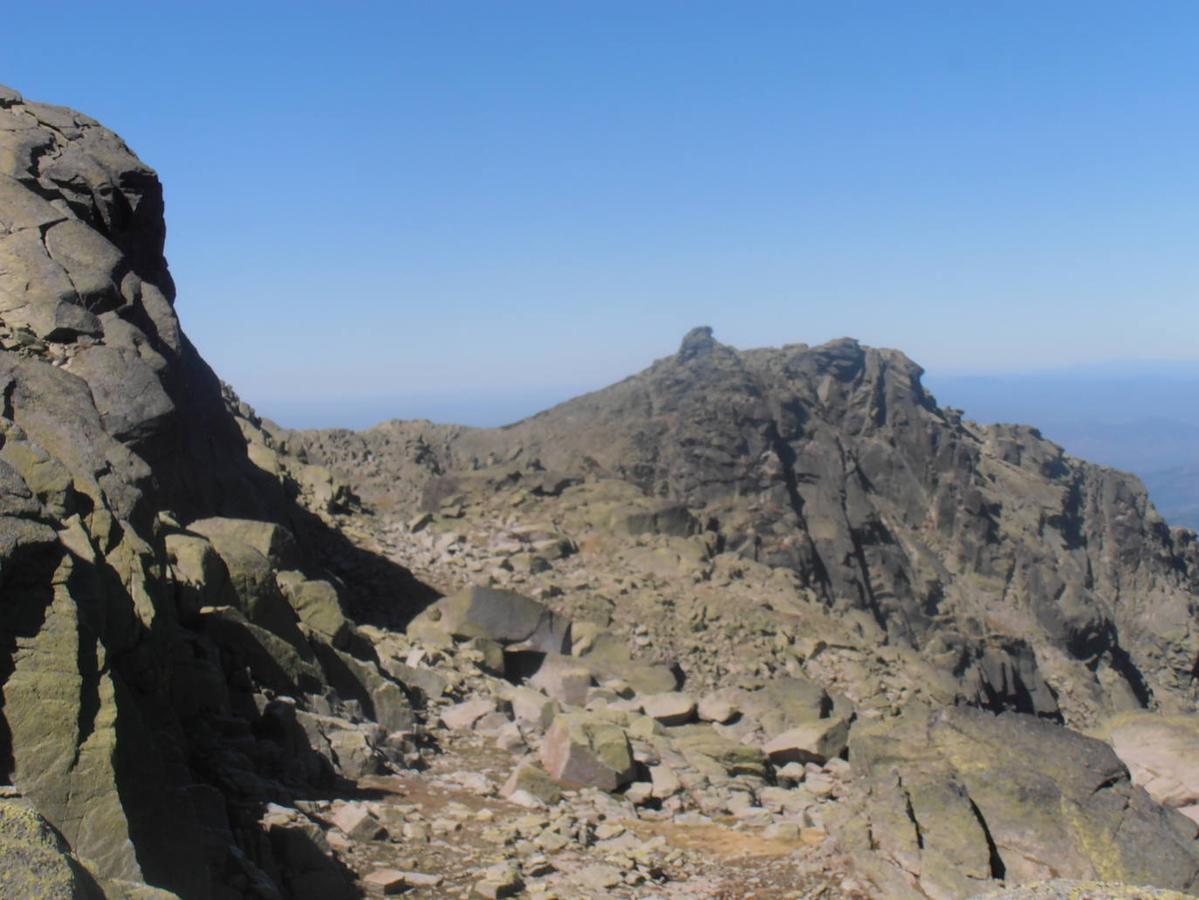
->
[[837, 438, 888, 633], [764, 419, 832, 597], [899, 779, 924, 850], [1, 377, 16, 419], [968, 798, 1006, 880], [72, 629, 101, 764]]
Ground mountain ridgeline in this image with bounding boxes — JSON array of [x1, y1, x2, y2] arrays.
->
[[300, 326, 1199, 725]]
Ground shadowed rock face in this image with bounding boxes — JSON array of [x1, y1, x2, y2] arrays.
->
[[0, 85, 429, 897], [0, 81, 253, 898], [299, 328, 1199, 724]]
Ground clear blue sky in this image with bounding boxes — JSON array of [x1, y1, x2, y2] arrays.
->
[[7, 2, 1199, 427]]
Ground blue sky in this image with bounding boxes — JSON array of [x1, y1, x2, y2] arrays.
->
[[7, 2, 1199, 428]]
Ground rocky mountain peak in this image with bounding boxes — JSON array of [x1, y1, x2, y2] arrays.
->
[[298, 331, 1199, 728], [676, 325, 718, 361]]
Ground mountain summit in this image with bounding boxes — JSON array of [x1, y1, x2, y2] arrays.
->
[[304, 327, 1199, 725]]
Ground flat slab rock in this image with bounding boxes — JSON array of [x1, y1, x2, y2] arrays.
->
[[1097, 712, 1199, 822], [363, 868, 444, 894], [640, 692, 697, 726]]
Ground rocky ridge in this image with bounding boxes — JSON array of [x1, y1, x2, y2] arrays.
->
[[297, 326, 1199, 729]]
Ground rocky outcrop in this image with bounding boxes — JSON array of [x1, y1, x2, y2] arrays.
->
[[832, 706, 1199, 898], [0, 797, 104, 899], [0, 85, 430, 897]]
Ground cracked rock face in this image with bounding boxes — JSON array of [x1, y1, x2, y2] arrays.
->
[[0, 83, 248, 897], [0, 85, 427, 898], [832, 706, 1199, 898]]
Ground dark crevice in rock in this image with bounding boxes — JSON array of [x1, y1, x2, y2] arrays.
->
[[763, 419, 831, 597], [967, 797, 1006, 880], [1, 377, 16, 420], [502, 649, 547, 684], [73, 624, 102, 764], [1108, 641, 1153, 708], [1088, 771, 1125, 798], [899, 778, 923, 850], [1047, 473, 1087, 550], [836, 439, 888, 634]]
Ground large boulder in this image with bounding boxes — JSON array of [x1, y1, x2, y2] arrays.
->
[[667, 725, 768, 779], [529, 654, 593, 706], [163, 531, 237, 621], [275, 571, 354, 648], [1096, 712, 1199, 823], [572, 632, 680, 695], [409, 585, 570, 654], [187, 518, 301, 570], [640, 692, 697, 727], [539, 712, 636, 791], [763, 716, 850, 765], [833, 706, 1199, 898], [187, 519, 309, 651], [735, 677, 831, 735]]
